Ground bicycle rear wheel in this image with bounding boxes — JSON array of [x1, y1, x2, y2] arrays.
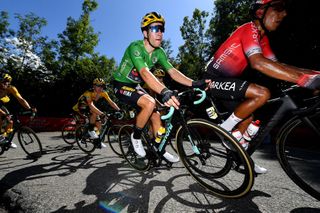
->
[[61, 124, 77, 145], [76, 125, 96, 153], [18, 126, 42, 159], [107, 125, 123, 157], [176, 119, 254, 199], [277, 111, 320, 201], [118, 125, 150, 171]]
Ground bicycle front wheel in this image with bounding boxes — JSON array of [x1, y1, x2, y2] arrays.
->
[[176, 119, 254, 199], [277, 111, 320, 201], [18, 126, 42, 159], [76, 125, 96, 154], [118, 125, 150, 171], [107, 125, 123, 157], [61, 124, 77, 145]]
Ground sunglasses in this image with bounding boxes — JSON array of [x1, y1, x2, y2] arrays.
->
[[149, 25, 165, 33], [270, 2, 286, 12]]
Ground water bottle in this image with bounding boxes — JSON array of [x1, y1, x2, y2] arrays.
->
[[155, 127, 166, 143], [231, 130, 248, 150], [243, 120, 260, 141]]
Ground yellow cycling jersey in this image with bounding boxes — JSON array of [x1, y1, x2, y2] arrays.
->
[[72, 89, 112, 112], [0, 86, 21, 103]]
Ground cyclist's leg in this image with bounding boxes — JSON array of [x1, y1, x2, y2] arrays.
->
[[149, 111, 179, 163], [114, 82, 152, 157], [209, 79, 269, 173]]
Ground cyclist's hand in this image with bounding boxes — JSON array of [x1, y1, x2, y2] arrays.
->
[[160, 88, 180, 109], [297, 73, 320, 90], [192, 79, 211, 90]]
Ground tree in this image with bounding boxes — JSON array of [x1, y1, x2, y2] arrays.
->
[[177, 9, 211, 80], [208, 0, 252, 53]]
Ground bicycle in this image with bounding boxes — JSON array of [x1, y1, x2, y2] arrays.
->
[[0, 110, 42, 159], [118, 88, 254, 199], [76, 111, 124, 156], [207, 84, 320, 201], [61, 112, 89, 145]]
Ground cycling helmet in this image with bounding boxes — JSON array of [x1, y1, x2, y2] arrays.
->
[[93, 78, 106, 86], [141, 12, 165, 32], [251, 0, 286, 19], [153, 69, 165, 77], [0, 73, 12, 82]]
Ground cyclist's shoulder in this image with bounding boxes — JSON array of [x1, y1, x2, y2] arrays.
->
[[7, 85, 18, 92]]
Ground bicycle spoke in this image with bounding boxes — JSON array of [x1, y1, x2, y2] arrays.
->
[[177, 119, 254, 199]]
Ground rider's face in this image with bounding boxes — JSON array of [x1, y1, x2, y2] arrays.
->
[[93, 85, 104, 93], [263, 2, 287, 32], [0, 81, 10, 90], [146, 23, 164, 48]]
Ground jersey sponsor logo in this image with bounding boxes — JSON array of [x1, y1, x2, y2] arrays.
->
[[121, 86, 135, 92], [134, 50, 141, 57], [128, 69, 143, 83], [209, 81, 236, 91], [152, 57, 158, 63], [212, 43, 240, 69], [119, 89, 133, 97], [251, 23, 259, 44]]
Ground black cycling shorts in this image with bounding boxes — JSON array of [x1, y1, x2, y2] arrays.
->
[[113, 81, 146, 109], [208, 77, 250, 112]]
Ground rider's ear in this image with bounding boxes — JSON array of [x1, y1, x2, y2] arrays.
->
[[142, 30, 148, 39]]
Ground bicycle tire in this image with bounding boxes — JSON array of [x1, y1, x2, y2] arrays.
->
[[76, 125, 96, 154], [18, 126, 42, 159], [118, 125, 151, 171], [176, 119, 254, 199], [276, 111, 320, 201], [61, 124, 77, 145], [107, 125, 123, 157]]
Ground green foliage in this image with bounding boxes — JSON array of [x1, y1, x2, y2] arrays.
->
[[2, 0, 320, 117], [177, 9, 211, 80], [208, 0, 252, 52]]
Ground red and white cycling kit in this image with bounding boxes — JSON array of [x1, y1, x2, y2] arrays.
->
[[205, 21, 277, 78], [204, 22, 277, 105]]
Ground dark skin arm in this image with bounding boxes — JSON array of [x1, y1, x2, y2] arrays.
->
[[248, 53, 315, 83]]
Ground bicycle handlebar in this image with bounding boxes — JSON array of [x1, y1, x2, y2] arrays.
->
[[160, 88, 206, 120]]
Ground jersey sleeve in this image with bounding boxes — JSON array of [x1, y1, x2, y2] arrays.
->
[[156, 48, 174, 71], [82, 91, 93, 103], [8, 86, 22, 99], [101, 91, 112, 102], [128, 43, 148, 72], [241, 24, 263, 58]]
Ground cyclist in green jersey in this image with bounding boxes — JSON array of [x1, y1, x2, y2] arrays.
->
[[113, 12, 209, 162]]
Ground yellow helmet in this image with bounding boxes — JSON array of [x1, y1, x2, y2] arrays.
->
[[0, 73, 12, 82], [153, 69, 165, 77], [141, 12, 165, 31], [93, 78, 106, 86]]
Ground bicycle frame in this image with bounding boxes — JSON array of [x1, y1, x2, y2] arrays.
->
[[245, 87, 320, 155], [143, 88, 207, 165]]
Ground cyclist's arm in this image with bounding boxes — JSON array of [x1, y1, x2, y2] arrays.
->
[[140, 67, 166, 94], [103, 94, 121, 111], [12, 92, 32, 110], [248, 53, 314, 83], [167, 68, 193, 86], [87, 101, 104, 116]]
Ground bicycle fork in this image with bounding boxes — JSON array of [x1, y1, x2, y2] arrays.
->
[[178, 110, 206, 165]]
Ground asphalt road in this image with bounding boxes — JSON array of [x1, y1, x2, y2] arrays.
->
[[0, 132, 319, 213]]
